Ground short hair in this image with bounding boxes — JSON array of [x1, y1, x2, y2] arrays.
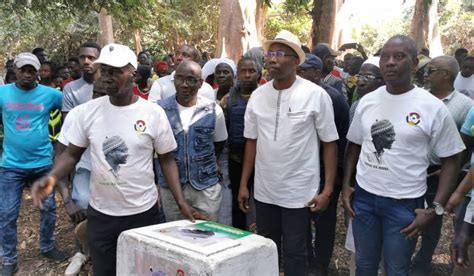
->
[[420, 47, 430, 57], [32, 47, 45, 55], [311, 44, 331, 60], [301, 45, 311, 54], [455, 48, 468, 57], [463, 55, 474, 64], [80, 41, 101, 52], [383, 35, 418, 60], [136, 65, 152, 79], [431, 55, 459, 82]]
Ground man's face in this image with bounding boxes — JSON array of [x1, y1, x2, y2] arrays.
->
[[36, 50, 49, 63], [79, 47, 100, 75], [58, 67, 71, 80], [15, 65, 38, 89], [461, 59, 474, 78], [424, 60, 449, 91], [265, 43, 298, 81], [175, 46, 195, 66], [356, 64, 384, 97], [100, 64, 135, 97], [39, 64, 52, 80], [67, 61, 82, 79], [174, 64, 202, 103], [296, 67, 320, 83], [215, 63, 234, 88], [323, 55, 336, 73], [138, 53, 151, 66], [379, 38, 417, 87], [110, 143, 129, 165], [237, 60, 259, 91], [6, 60, 14, 72]]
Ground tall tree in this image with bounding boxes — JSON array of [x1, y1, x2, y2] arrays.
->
[[410, 0, 443, 56], [311, 0, 338, 48]]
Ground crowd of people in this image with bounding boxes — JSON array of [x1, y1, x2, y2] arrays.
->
[[0, 30, 473, 276]]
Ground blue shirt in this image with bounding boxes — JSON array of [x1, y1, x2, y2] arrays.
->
[[0, 83, 62, 168]]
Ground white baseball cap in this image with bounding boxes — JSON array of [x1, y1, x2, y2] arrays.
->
[[14, 53, 41, 71], [93, 43, 138, 69]]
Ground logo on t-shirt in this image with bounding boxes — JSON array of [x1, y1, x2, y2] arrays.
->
[[366, 119, 396, 166], [134, 120, 147, 134], [406, 112, 421, 126], [102, 135, 129, 179], [15, 115, 32, 131]]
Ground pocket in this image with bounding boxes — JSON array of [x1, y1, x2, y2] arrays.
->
[[194, 127, 214, 151], [287, 111, 306, 120], [196, 154, 218, 182]]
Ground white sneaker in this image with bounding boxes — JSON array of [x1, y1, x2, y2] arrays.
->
[[65, 252, 86, 276]]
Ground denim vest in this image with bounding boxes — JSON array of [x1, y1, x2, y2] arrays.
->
[[227, 89, 248, 150], [158, 96, 218, 190]]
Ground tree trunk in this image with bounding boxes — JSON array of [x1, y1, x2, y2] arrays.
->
[[216, 0, 262, 62], [133, 29, 142, 54], [410, 0, 443, 56], [311, 0, 337, 48], [99, 8, 114, 47]]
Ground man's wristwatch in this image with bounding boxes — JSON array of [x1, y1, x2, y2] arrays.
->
[[432, 201, 444, 216]]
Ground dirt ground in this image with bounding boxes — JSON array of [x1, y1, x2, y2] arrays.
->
[[5, 191, 454, 276]]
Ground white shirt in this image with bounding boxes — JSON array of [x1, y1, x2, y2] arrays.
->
[[347, 86, 465, 199], [148, 71, 216, 103], [454, 72, 474, 99], [244, 76, 339, 208], [68, 96, 177, 216], [176, 96, 228, 142], [57, 106, 91, 171]]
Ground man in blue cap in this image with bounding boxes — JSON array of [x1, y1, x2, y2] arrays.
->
[[297, 53, 349, 275]]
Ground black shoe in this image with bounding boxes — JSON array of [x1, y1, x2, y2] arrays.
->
[[42, 248, 69, 262], [2, 263, 18, 276]]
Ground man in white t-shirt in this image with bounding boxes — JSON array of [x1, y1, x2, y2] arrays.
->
[[454, 55, 474, 99], [158, 60, 227, 222], [342, 35, 466, 275], [31, 44, 202, 276], [238, 30, 339, 276], [148, 44, 215, 103]]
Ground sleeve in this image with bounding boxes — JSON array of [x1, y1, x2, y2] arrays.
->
[[153, 106, 177, 154], [213, 104, 228, 142], [314, 91, 339, 142], [54, 90, 63, 110], [62, 84, 75, 112], [66, 106, 89, 148], [199, 82, 217, 101], [461, 107, 474, 136], [346, 101, 364, 145], [57, 109, 74, 146], [148, 80, 162, 104], [243, 94, 258, 139], [464, 196, 474, 225], [430, 105, 466, 158]]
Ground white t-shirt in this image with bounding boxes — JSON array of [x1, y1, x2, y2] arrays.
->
[[454, 72, 474, 99], [176, 96, 228, 142], [68, 96, 177, 216], [57, 105, 91, 171], [148, 71, 216, 103], [347, 86, 465, 199], [244, 76, 339, 208]]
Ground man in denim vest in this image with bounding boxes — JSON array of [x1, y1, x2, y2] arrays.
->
[[159, 60, 228, 222]]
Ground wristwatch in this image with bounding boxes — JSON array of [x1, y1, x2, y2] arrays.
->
[[432, 201, 444, 216]]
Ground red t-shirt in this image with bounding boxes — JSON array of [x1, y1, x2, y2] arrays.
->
[[133, 86, 150, 100]]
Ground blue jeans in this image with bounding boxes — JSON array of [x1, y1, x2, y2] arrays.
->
[[352, 185, 424, 276], [0, 165, 57, 265], [72, 167, 91, 210]]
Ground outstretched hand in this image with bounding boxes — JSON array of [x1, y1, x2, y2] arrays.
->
[[31, 176, 57, 208]]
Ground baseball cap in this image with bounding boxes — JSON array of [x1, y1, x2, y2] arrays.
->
[[313, 43, 340, 59], [93, 43, 138, 69], [300, 54, 323, 69], [263, 30, 306, 66], [14, 53, 41, 71], [362, 56, 380, 68]]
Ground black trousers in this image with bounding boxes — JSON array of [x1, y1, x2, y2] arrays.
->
[[255, 199, 309, 276], [228, 158, 254, 229], [87, 204, 160, 276]]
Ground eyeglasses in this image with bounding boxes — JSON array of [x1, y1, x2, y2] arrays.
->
[[174, 76, 201, 86], [355, 74, 381, 81], [424, 67, 447, 75], [264, 51, 297, 59]]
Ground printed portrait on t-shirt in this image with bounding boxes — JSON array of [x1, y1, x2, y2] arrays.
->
[[367, 119, 396, 165], [102, 135, 129, 178]]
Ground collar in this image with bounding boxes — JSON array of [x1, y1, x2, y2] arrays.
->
[[440, 90, 456, 102]]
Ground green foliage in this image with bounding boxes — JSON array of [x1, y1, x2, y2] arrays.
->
[[264, 2, 312, 43]]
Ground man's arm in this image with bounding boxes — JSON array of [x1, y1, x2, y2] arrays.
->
[[158, 152, 207, 221], [446, 169, 473, 213], [214, 141, 225, 160], [238, 138, 256, 213], [306, 141, 337, 212], [451, 221, 474, 267], [32, 143, 86, 207], [341, 141, 361, 218]]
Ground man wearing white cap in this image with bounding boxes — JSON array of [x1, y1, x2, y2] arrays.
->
[[0, 53, 65, 275], [31, 44, 202, 275], [238, 30, 339, 276]]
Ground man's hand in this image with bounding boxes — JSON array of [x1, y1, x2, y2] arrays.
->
[[178, 201, 209, 222], [305, 193, 331, 213], [31, 175, 57, 208], [64, 201, 86, 224], [446, 191, 465, 214], [400, 209, 436, 239], [238, 185, 250, 213], [451, 222, 473, 268], [342, 184, 355, 218]]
